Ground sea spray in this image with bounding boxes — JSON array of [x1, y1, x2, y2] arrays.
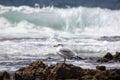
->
[[0, 5, 120, 36]]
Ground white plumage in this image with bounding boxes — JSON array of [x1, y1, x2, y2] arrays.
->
[[54, 44, 76, 63]]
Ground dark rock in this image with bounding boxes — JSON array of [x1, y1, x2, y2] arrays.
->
[[13, 73, 23, 80], [0, 71, 10, 80], [94, 71, 108, 80], [103, 52, 113, 60], [82, 69, 96, 80], [115, 52, 120, 57], [13, 61, 48, 80], [82, 69, 96, 75], [0, 58, 120, 80], [12, 60, 120, 80], [98, 52, 120, 62], [82, 75, 93, 80], [48, 63, 83, 80], [109, 75, 120, 80], [97, 52, 115, 62], [97, 58, 109, 62], [114, 52, 120, 61], [29, 61, 47, 69], [13, 61, 83, 80], [107, 69, 120, 80], [96, 66, 106, 71]]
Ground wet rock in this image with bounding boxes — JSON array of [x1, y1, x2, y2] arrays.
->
[[98, 52, 113, 62], [114, 52, 120, 61], [13, 61, 83, 80], [107, 69, 120, 80], [84, 69, 96, 75], [82, 75, 93, 80], [96, 66, 106, 71], [97, 58, 109, 62], [13, 73, 23, 80], [82, 69, 96, 80], [0, 71, 10, 80], [12, 60, 120, 80], [13, 61, 48, 80], [103, 52, 113, 60], [49, 63, 82, 79], [94, 71, 108, 80], [98, 52, 120, 62]]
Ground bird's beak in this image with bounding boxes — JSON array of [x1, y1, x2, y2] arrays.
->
[[53, 45, 58, 47]]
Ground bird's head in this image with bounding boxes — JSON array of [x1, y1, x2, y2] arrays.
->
[[53, 44, 64, 47]]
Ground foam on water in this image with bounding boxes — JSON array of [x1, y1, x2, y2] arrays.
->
[[0, 5, 120, 71], [0, 5, 120, 36]]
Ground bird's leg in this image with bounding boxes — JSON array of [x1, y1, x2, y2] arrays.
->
[[64, 58, 66, 63]]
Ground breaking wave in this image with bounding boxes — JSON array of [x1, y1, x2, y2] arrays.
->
[[0, 5, 120, 37]]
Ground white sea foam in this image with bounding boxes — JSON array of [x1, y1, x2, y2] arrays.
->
[[0, 5, 120, 36], [0, 5, 120, 71]]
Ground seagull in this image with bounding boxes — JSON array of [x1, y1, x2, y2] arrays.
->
[[54, 44, 77, 63]]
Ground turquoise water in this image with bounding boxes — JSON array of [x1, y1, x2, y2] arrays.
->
[[0, 5, 120, 35]]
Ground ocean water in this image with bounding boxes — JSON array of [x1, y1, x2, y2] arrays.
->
[[0, 4, 120, 71]]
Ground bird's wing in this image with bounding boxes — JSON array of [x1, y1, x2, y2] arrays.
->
[[59, 48, 75, 58]]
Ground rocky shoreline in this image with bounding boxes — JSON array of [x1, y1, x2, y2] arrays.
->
[[0, 52, 120, 80], [97, 52, 120, 62]]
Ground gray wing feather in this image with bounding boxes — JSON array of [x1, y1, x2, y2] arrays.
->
[[59, 48, 75, 58]]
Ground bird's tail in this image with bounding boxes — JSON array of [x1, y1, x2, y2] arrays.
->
[[69, 56, 84, 60]]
